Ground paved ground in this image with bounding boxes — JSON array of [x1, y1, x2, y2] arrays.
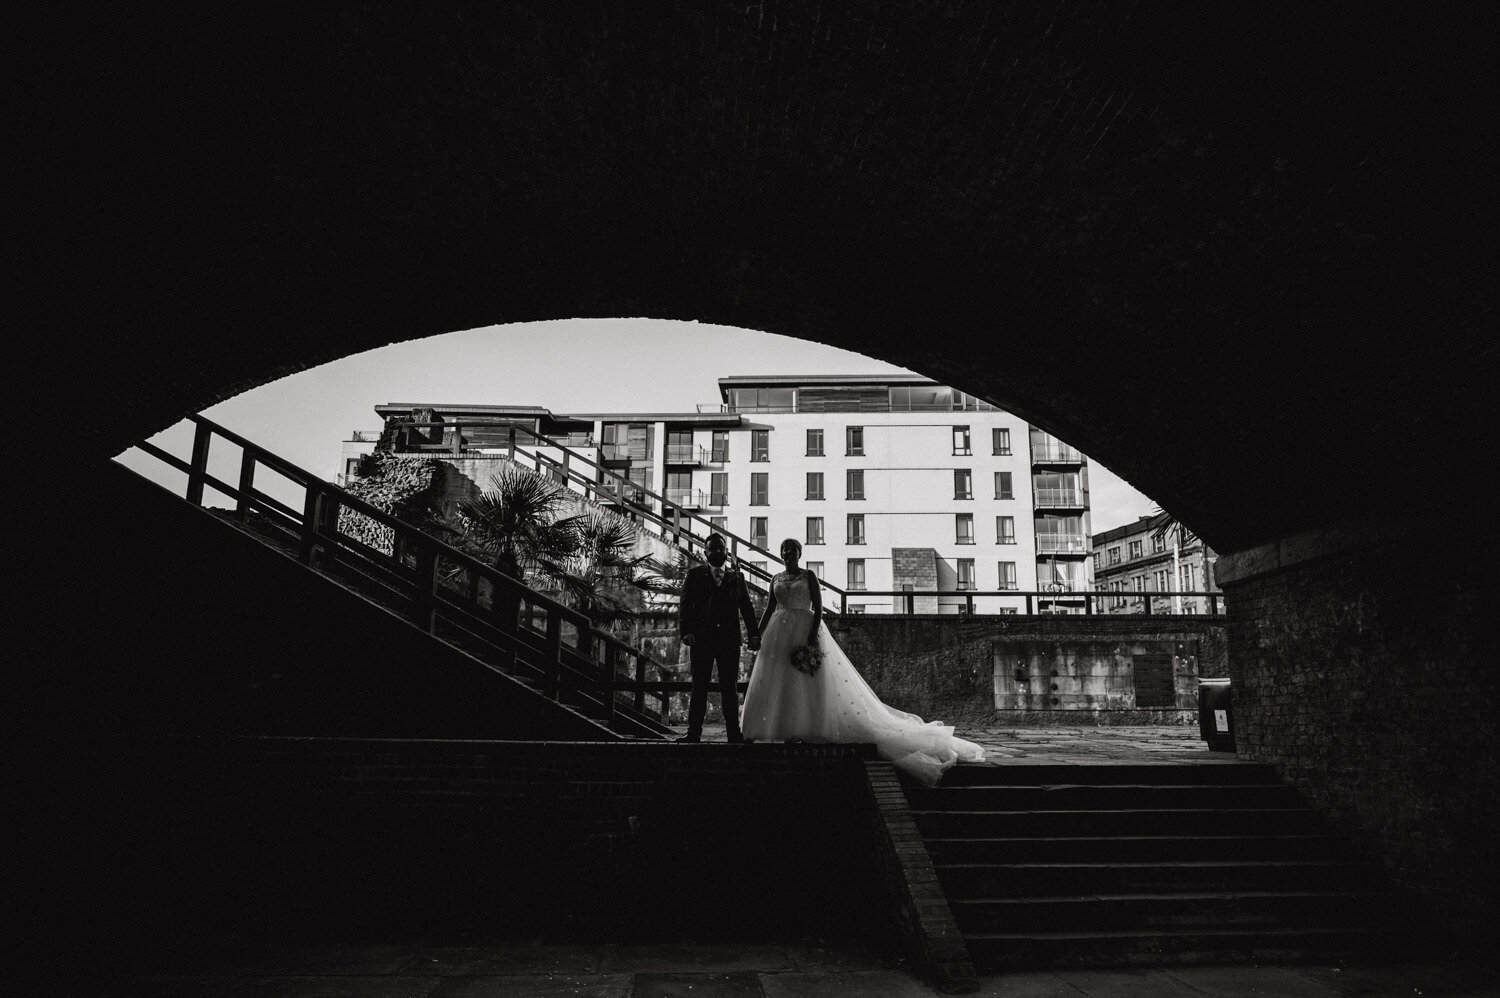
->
[[107, 727, 1499, 997], [108, 937, 1500, 997]]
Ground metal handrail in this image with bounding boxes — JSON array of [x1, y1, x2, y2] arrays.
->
[[121, 415, 737, 735], [384, 420, 850, 611]]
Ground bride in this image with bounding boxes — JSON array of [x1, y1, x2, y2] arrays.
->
[[741, 538, 985, 785]]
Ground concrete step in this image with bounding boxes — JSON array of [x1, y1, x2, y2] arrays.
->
[[907, 783, 1305, 811], [914, 806, 1329, 838], [962, 925, 1417, 971], [941, 762, 1279, 786], [949, 890, 1409, 933], [936, 858, 1382, 898], [925, 832, 1354, 864]]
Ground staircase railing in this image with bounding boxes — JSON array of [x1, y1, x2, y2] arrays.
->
[[121, 415, 726, 736], [385, 419, 851, 612]]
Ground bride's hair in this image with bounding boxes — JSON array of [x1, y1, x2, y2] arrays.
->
[[780, 537, 802, 559]]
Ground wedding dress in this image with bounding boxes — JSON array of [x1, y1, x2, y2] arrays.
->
[[741, 570, 985, 785]]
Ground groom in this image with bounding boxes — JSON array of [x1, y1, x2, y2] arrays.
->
[[678, 533, 760, 743]]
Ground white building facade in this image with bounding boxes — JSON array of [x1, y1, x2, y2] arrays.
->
[[344, 374, 1093, 615]]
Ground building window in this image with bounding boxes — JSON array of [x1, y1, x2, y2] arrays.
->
[[952, 425, 971, 455], [750, 472, 768, 505], [751, 429, 769, 462], [1108, 546, 1121, 566], [711, 430, 729, 463], [806, 517, 825, 545], [998, 561, 1018, 590], [666, 429, 693, 463], [1128, 539, 1142, 560], [627, 423, 653, 461], [666, 470, 692, 503], [1110, 580, 1124, 607], [847, 559, 866, 591], [956, 514, 975, 545], [954, 469, 973, 499], [1180, 563, 1195, 592], [709, 516, 727, 532], [710, 472, 728, 507], [847, 469, 865, 500], [846, 604, 866, 615], [994, 471, 1013, 500], [846, 426, 864, 456], [957, 559, 975, 590], [1092, 552, 1100, 572], [750, 517, 768, 550], [992, 427, 1011, 455], [806, 560, 824, 578], [1134, 576, 1147, 592], [847, 513, 866, 545], [1154, 568, 1171, 591], [996, 516, 1016, 544], [806, 472, 824, 500], [1152, 532, 1166, 554], [806, 428, 824, 456]]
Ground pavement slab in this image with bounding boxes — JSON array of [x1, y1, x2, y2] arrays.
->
[[399, 943, 602, 976], [629, 972, 764, 996], [600, 943, 795, 974], [220, 977, 444, 997], [759, 969, 940, 997], [437, 975, 634, 997], [1156, 964, 1346, 997]]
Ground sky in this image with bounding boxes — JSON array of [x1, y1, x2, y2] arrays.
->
[[116, 318, 1155, 533]]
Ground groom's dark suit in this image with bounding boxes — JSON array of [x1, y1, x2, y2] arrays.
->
[[678, 562, 759, 742]]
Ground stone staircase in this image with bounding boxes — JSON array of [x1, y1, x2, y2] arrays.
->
[[908, 762, 1417, 971]]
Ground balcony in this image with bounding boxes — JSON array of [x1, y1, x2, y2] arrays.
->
[[664, 488, 709, 510], [1033, 444, 1085, 463], [600, 444, 641, 463], [666, 444, 711, 466], [1034, 488, 1084, 508], [1036, 533, 1088, 554], [597, 481, 650, 506], [348, 429, 382, 443]]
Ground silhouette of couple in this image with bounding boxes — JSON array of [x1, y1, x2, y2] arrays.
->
[[677, 534, 984, 785]]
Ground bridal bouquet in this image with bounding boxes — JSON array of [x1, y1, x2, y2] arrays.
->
[[790, 643, 824, 676]]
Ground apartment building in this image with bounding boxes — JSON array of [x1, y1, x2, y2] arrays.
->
[[342, 374, 1093, 614], [1090, 515, 1221, 614]]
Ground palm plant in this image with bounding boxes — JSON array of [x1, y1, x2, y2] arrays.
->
[[450, 466, 582, 633], [552, 507, 678, 624]]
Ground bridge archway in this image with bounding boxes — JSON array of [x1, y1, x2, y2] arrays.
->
[[21, 0, 1495, 951]]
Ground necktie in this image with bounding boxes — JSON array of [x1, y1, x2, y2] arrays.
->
[[712, 568, 723, 586]]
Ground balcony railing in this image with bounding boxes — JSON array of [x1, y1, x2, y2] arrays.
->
[[1036, 533, 1089, 553], [665, 444, 711, 465], [1034, 488, 1084, 507], [348, 429, 382, 443], [664, 488, 709, 510], [1033, 444, 1084, 462], [839, 589, 1225, 616]]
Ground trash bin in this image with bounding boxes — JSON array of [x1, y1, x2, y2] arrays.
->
[[1198, 678, 1235, 752]]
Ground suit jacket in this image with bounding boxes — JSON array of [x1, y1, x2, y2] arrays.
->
[[679, 563, 758, 647]]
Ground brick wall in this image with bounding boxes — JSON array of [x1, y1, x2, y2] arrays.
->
[[1219, 532, 1498, 941], [891, 548, 940, 614], [114, 737, 892, 947]]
